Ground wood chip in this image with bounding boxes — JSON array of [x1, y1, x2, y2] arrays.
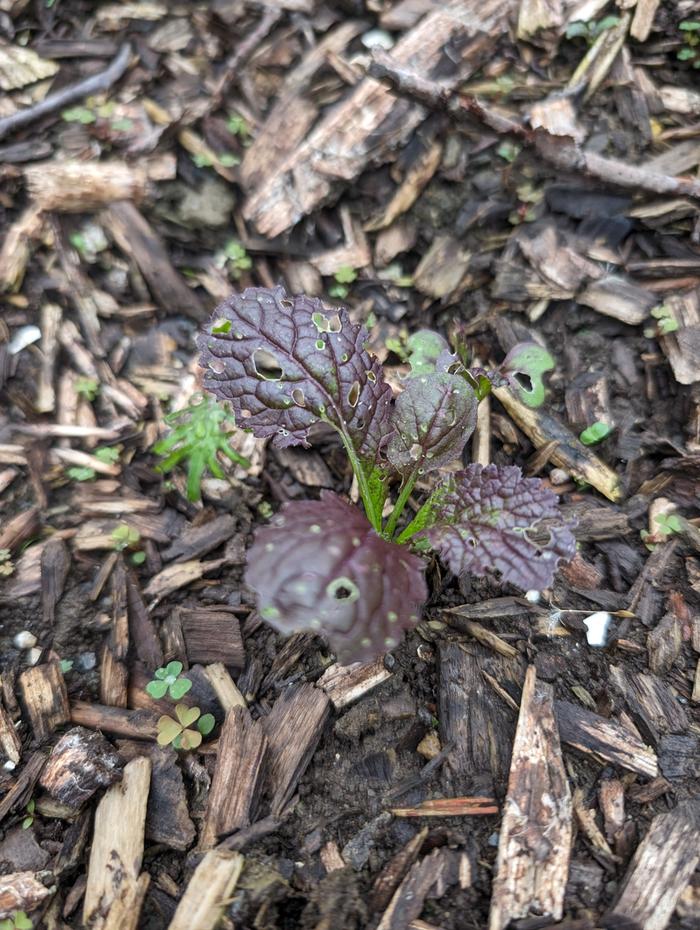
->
[[0, 871, 53, 920], [39, 727, 122, 810], [18, 661, 70, 743], [25, 160, 150, 211], [555, 699, 658, 776], [83, 756, 151, 927], [489, 666, 572, 930], [166, 849, 244, 930], [179, 607, 245, 671], [318, 657, 393, 710]]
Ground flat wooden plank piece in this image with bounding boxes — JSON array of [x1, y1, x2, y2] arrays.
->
[[489, 666, 572, 930], [608, 800, 700, 930], [167, 850, 244, 930]]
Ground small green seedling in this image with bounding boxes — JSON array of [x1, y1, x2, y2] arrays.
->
[[0, 912, 32, 930], [565, 15, 620, 44], [95, 446, 120, 465], [649, 304, 679, 336], [226, 113, 251, 143], [0, 549, 14, 577], [678, 21, 700, 67], [110, 524, 146, 565], [156, 704, 215, 750], [62, 106, 96, 124], [497, 141, 521, 163], [654, 513, 683, 536], [147, 661, 192, 700], [75, 377, 100, 402], [192, 151, 239, 169], [328, 266, 358, 299], [579, 421, 613, 445], [153, 394, 251, 502], [21, 800, 35, 830], [67, 466, 96, 482], [219, 240, 253, 279]]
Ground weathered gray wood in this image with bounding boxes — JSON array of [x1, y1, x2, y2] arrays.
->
[[608, 801, 700, 930], [489, 666, 572, 930]]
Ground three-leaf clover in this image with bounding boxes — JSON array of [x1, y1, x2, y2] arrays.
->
[[156, 704, 215, 750], [146, 661, 192, 700]]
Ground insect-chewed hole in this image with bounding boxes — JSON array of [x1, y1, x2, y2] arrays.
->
[[211, 318, 231, 334], [327, 314, 342, 333], [292, 388, 306, 407], [347, 381, 360, 408], [208, 359, 225, 374], [280, 298, 294, 310], [253, 348, 284, 381], [513, 372, 533, 393], [326, 576, 360, 603]]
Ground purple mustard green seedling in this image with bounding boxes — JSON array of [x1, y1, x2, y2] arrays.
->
[[197, 287, 575, 662]]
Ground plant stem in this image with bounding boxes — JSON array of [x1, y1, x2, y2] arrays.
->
[[338, 430, 382, 532], [396, 487, 441, 544], [385, 470, 418, 539]]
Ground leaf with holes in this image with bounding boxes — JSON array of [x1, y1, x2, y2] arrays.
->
[[500, 342, 555, 408], [197, 286, 393, 460], [420, 464, 576, 590], [246, 491, 427, 662], [386, 373, 477, 477]]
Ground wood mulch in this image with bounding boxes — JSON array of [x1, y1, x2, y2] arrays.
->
[[1, 1, 699, 928]]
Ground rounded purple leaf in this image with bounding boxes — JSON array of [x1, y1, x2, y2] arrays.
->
[[246, 492, 427, 662]]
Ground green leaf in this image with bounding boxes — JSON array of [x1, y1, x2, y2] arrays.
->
[[328, 282, 349, 299], [334, 265, 358, 284], [678, 47, 696, 60], [21, 816, 33, 830], [169, 678, 192, 700], [146, 680, 169, 699], [579, 421, 612, 445], [197, 713, 216, 736], [497, 141, 521, 163], [179, 729, 203, 750], [156, 715, 182, 746], [175, 704, 200, 728], [110, 117, 134, 131], [165, 661, 183, 678], [655, 513, 682, 535], [501, 342, 555, 408], [95, 446, 120, 464], [60, 659, 73, 674], [131, 551, 146, 565], [593, 15, 620, 33], [217, 153, 239, 167], [67, 466, 96, 482], [62, 106, 96, 124], [14, 914, 33, 930], [680, 20, 700, 31], [565, 21, 589, 39], [366, 465, 389, 520]]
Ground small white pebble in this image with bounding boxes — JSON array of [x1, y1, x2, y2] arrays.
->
[[26, 647, 42, 666], [3, 759, 16, 771], [550, 468, 570, 486], [13, 631, 37, 650], [583, 611, 612, 648], [7, 325, 41, 355], [78, 652, 97, 671], [361, 28, 394, 50], [525, 590, 541, 603]]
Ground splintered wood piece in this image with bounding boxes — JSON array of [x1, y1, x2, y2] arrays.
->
[[178, 607, 245, 670], [142, 557, 228, 604], [489, 666, 572, 930], [0, 206, 44, 293], [366, 139, 443, 231], [0, 507, 40, 552], [631, 0, 660, 41], [0, 871, 52, 920], [118, 742, 195, 851], [318, 657, 393, 710], [0, 752, 46, 824], [83, 756, 151, 926], [167, 849, 244, 930], [162, 514, 236, 563], [40, 536, 70, 628], [126, 569, 164, 671], [101, 872, 150, 930], [18, 661, 70, 742], [391, 796, 498, 817], [203, 663, 246, 712], [36, 303, 62, 413], [105, 201, 206, 321], [377, 848, 471, 930], [262, 683, 330, 815], [201, 707, 268, 848], [369, 827, 428, 914], [609, 666, 688, 745], [70, 700, 158, 740], [492, 384, 622, 501], [244, 0, 513, 237], [0, 700, 21, 765], [39, 727, 122, 810], [443, 616, 518, 658], [608, 801, 700, 930], [438, 642, 516, 795], [25, 160, 150, 211], [102, 556, 129, 707], [555, 700, 659, 777]]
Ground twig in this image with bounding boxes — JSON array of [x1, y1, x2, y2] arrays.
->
[[368, 51, 700, 202], [210, 8, 282, 108], [0, 43, 132, 142]]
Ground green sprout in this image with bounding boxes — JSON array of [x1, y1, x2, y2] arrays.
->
[[192, 152, 239, 169], [146, 661, 192, 700], [75, 377, 100, 401], [219, 240, 253, 279], [226, 113, 251, 143], [95, 446, 120, 465], [153, 394, 251, 502], [110, 524, 146, 565], [579, 421, 613, 446], [328, 266, 358, 299], [21, 799, 35, 830], [156, 704, 215, 750], [678, 21, 700, 67], [649, 304, 679, 336], [61, 106, 95, 124], [565, 15, 620, 44], [0, 912, 33, 930], [654, 512, 683, 536], [497, 141, 521, 163], [67, 466, 96, 482]]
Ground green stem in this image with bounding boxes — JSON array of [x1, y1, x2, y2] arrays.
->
[[396, 486, 441, 544], [338, 430, 382, 532], [384, 470, 418, 540]]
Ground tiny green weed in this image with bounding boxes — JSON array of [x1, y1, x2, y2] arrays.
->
[[147, 661, 192, 700], [156, 704, 215, 750]]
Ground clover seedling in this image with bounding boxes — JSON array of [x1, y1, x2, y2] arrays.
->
[[147, 661, 192, 700], [153, 394, 251, 502], [198, 287, 575, 661], [579, 421, 612, 446], [21, 799, 35, 830], [75, 376, 100, 401], [157, 704, 215, 750], [110, 524, 146, 565]]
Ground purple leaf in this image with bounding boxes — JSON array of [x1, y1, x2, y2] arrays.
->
[[246, 492, 427, 662], [197, 286, 393, 457], [421, 464, 576, 590], [387, 373, 477, 477]]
